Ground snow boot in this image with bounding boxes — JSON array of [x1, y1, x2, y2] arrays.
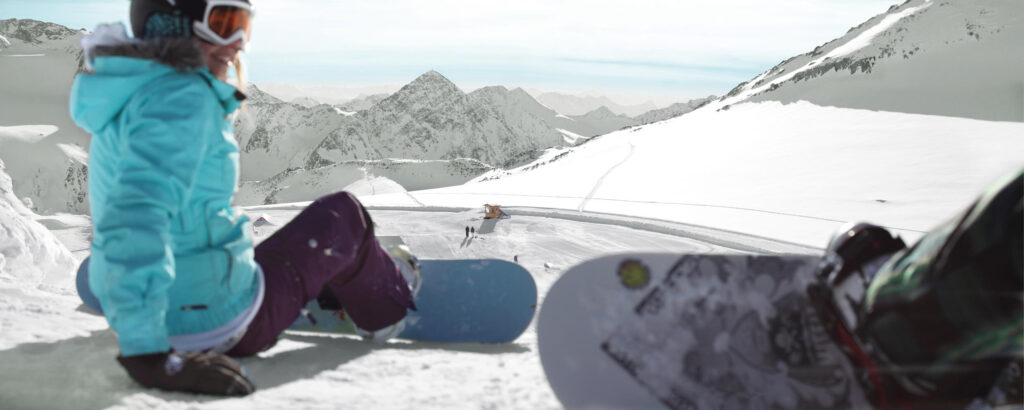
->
[[807, 222, 908, 408], [811, 168, 1023, 409], [355, 244, 422, 343]]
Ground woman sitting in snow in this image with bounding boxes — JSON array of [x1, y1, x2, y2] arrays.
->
[[70, 0, 419, 396]]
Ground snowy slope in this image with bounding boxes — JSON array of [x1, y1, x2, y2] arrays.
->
[[372, 101, 1024, 248], [0, 19, 89, 214], [714, 0, 1024, 122]]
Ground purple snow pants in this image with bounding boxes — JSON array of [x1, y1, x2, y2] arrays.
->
[[227, 192, 415, 357]]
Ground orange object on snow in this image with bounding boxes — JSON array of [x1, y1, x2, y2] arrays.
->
[[484, 204, 508, 219]]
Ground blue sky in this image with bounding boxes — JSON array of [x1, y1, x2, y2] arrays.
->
[[4, 0, 896, 102]]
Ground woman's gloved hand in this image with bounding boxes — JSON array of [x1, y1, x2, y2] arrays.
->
[[117, 350, 256, 396]]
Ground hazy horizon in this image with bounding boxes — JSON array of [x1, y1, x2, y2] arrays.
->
[[4, 0, 896, 103]]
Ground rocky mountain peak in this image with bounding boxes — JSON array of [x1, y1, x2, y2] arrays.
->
[[406, 70, 460, 92], [375, 70, 469, 114], [243, 83, 284, 105]]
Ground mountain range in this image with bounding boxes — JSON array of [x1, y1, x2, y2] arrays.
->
[[234, 71, 713, 204]]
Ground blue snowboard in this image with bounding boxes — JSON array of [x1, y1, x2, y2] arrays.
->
[[291, 259, 538, 343], [77, 257, 538, 344]]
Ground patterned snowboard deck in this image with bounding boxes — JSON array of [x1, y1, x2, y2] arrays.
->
[[539, 253, 868, 409]]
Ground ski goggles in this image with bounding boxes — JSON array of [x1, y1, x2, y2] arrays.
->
[[192, 0, 253, 47]]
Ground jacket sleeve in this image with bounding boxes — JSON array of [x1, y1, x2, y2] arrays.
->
[[93, 77, 215, 356]]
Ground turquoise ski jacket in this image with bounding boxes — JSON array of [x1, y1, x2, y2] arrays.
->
[[70, 35, 259, 356]]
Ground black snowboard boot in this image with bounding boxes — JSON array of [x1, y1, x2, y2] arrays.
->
[[811, 168, 1024, 409]]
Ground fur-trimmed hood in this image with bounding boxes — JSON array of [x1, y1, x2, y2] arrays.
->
[[71, 23, 244, 135], [81, 22, 205, 72], [88, 37, 205, 72]]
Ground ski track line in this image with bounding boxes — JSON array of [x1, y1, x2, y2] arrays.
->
[[361, 205, 821, 254], [405, 191, 426, 207], [414, 192, 927, 234], [578, 143, 635, 213]]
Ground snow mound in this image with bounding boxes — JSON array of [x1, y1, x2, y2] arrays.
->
[[0, 159, 75, 285], [56, 143, 88, 166], [0, 34, 9, 48], [0, 125, 59, 143]]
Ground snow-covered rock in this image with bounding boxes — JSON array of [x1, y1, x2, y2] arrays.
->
[[0, 157, 76, 286]]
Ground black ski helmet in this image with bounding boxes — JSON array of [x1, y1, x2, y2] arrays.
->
[[130, 0, 249, 39]]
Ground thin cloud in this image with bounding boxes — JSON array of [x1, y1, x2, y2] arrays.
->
[[8, 0, 898, 99]]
